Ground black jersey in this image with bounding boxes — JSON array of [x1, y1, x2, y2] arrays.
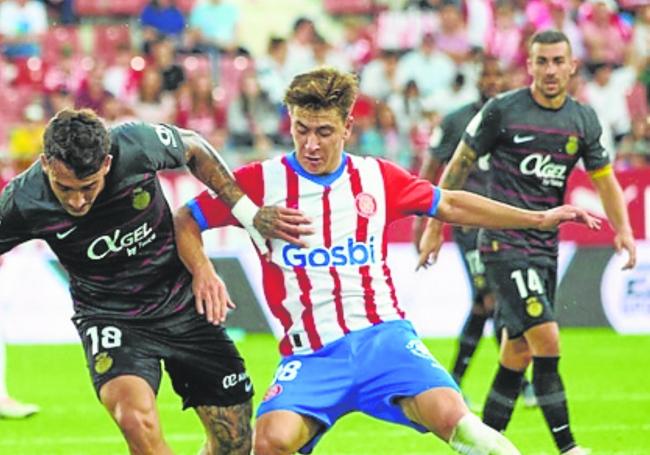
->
[[0, 122, 194, 322], [430, 100, 489, 198], [462, 88, 609, 261]]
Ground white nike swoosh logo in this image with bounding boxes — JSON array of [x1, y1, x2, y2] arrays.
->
[[513, 134, 535, 144], [56, 226, 78, 240], [552, 424, 569, 433], [244, 381, 253, 393]]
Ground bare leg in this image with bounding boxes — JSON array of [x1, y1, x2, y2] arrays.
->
[[100, 375, 173, 455], [254, 410, 321, 455]]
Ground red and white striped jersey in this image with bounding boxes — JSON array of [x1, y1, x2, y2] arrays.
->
[[188, 152, 442, 356]]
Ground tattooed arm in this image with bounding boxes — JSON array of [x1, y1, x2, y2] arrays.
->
[[180, 129, 312, 249], [417, 141, 479, 268]]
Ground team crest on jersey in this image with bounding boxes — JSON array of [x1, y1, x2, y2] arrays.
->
[[565, 136, 578, 155], [355, 192, 377, 218], [263, 384, 283, 402], [94, 352, 113, 374], [132, 187, 151, 210], [406, 339, 434, 361], [526, 296, 544, 317]]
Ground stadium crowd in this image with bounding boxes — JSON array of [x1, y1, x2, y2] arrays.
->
[[1, 0, 650, 182]]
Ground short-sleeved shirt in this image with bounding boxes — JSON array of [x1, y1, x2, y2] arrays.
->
[[187, 153, 441, 357], [462, 88, 609, 262], [0, 122, 193, 323]]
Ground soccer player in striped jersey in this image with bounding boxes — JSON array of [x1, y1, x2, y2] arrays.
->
[[420, 31, 636, 455], [174, 67, 600, 455]]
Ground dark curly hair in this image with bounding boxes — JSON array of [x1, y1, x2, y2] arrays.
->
[[43, 108, 110, 178]]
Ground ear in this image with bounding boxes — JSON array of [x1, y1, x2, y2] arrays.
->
[[526, 56, 533, 79], [343, 115, 354, 141], [102, 154, 113, 174], [40, 154, 49, 172], [569, 57, 577, 77]]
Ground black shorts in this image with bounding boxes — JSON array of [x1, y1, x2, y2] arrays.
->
[[453, 227, 490, 302], [76, 305, 253, 409], [485, 258, 557, 339]]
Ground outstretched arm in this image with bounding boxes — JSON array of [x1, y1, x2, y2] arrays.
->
[[590, 170, 636, 269], [180, 129, 312, 250], [417, 190, 601, 269], [413, 156, 444, 253], [174, 206, 233, 325]]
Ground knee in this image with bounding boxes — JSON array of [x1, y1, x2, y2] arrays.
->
[[113, 406, 159, 442], [253, 426, 295, 455]]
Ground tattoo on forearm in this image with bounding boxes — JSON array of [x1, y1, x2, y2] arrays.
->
[[441, 148, 477, 190], [254, 207, 278, 238], [184, 132, 244, 207], [196, 401, 253, 455]]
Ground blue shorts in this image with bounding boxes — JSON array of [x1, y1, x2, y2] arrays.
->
[[256, 320, 459, 454]]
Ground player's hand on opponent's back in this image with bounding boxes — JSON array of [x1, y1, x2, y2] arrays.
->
[[416, 218, 445, 270], [614, 231, 636, 270], [538, 204, 601, 231], [254, 206, 314, 249], [192, 263, 235, 325]]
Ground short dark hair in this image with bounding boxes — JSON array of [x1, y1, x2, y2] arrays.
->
[[529, 29, 571, 52], [43, 108, 110, 178], [284, 67, 359, 122]]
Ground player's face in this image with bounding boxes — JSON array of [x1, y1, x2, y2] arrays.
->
[[527, 41, 576, 100], [41, 155, 112, 217], [478, 61, 505, 100], [290, 106, 352, 175]]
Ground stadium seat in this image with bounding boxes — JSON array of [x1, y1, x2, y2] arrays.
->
[[109, 0, 149, 16], [93, 25, 132, 64], [324, 0, 375, 15], [41, 26, 81, 66], [175, 0, 197, 14], [74, 0, 111, 17]]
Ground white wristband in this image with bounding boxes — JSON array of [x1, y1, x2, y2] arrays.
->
[[232, 196, 269, 255]]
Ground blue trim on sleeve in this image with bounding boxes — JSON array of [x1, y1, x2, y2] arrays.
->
[[187, 199, 209, 231], [285, 152, 349, 187], [428, 187, 442, 217]]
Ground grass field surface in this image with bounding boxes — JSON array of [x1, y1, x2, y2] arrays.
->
[[1, 329, 648, 454]]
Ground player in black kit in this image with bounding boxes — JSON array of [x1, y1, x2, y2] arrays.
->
[[417, 31, 636, 454], [414, 56, 537, 409], [0, 109, 311, 455]]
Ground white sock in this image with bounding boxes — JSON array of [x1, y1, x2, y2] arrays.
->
[[0, 336, 8, 398], [449, 414, 520, 455]]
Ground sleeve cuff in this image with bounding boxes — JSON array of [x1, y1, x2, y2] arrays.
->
[[187, 199, 209, 231], [428, 187, 442, 217]]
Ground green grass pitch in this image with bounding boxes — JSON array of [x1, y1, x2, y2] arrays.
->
[[1, 329, 648, 454]]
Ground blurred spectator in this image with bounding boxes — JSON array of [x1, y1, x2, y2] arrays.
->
[[583, 62, 637, 159], [139, 0, 186, 51], [423, 72, 478, 116], [312, 33, 352, 72], [359, 102, 413, 169], [340, 17, 375, 71], [43, 0, 76, 25], [359, 49, 400, 101], [102, 45, 138, 102], [285, 17, 316, 77], [540, 0, 586, 62], [396, 32, 456, 97], [633, 4, 650, 64], [580, 0, 631, 66], [0, 0, 48, 59], [75, 64, 114, 115], [189, 0, 241, 55], [436, 4, 471, 64], [150, 37, 185, 92], [102, 96, 137, 126], [465, 0, 493, 50], [44, 86, 74, 118], [387, 79, 426, 135], [176, 73, 227, 147], [8, 101, 45, 173], [227, 71, 282, 152], [616, 117, 650, 168], [487, 2, 524, 69], [42, 45, 88, 94], [256, 37, 291, 106], [131, 67, 177, 123]]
